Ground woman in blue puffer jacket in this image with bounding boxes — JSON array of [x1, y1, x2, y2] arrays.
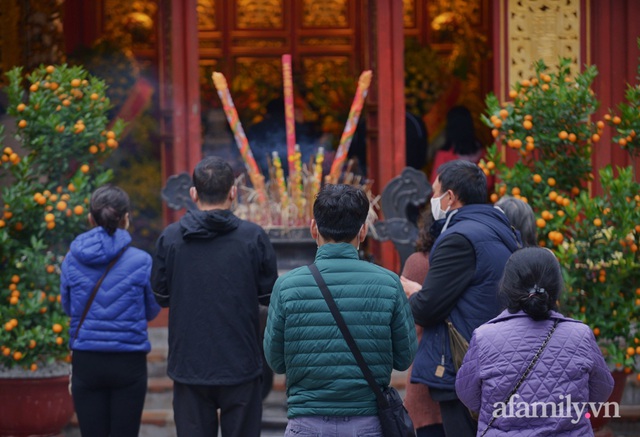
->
[[61, 185, 161, 437], [455, 247, 613, 436]]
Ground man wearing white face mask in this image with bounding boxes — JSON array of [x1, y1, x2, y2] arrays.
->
[[401, 160, 520, 437], [264, 184, 417, 436]]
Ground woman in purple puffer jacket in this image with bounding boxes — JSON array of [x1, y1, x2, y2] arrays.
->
[[455, 247, 614, 436]]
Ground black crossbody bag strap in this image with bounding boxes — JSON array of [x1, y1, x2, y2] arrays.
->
[[480, 318, 559, 436], [308, 263, 389, 409], [70, 245, 129, 348]]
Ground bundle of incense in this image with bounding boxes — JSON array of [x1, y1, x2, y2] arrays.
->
[[301, 164, 315, 222], [266, 154, 279, 215], [328, 70, 373, 184], [295, 144, 303, 192], [211, 72, 267, 204], [313, 147, 324, 195], [266, 153, 276, 188], [282, 54, 297, 176], [341, 159, 357, 185], [289, 144, 305, 222], [271, 151, 289, 211]]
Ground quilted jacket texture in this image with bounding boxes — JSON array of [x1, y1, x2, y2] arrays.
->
[[61, 227, 160, 352], [263, 243, 417, 418], [455, 310, 614, 436], [411, 204, 520, 391]]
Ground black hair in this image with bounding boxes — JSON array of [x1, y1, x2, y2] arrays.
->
[[415, 205, 436, 254], [90, 185, 130, 236], [442, 105, 482, 156], [266, 97, 285, 116], [495, 196, 537, 247], [192, 156, 234, 205], [313, 184, 369, 242], [436, 159, 487, 205], [499, 247, 562, 321]]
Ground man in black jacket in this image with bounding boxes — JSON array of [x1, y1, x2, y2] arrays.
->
[[151, 156, 278, 437], [401, 160, 520, 437]]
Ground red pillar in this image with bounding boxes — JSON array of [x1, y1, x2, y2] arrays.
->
[[63, 0, 102, 54], [154, 0, 202, 327], [590, 0, 640, 189], [366, 0, 406, 272], [158, 0, 202, 225], [491, 0, 507, 104]]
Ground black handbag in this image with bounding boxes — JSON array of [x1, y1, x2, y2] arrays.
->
[[309, 264, 415, 437], [446, 318, 469, 372]]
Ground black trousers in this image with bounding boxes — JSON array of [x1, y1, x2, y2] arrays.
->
[[71, 350, 148, 437], [173, 377, 262, 437], [439, 398, 478, 437], [416, 424, 446, 437]]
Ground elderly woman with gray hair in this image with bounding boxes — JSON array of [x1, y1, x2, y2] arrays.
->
[[495, 196, 537, 247]]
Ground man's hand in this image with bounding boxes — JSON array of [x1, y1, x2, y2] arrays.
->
[[400, 276, 421, 299]]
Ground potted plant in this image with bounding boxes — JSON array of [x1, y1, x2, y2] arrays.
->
[[0, 63, 123, 436], [480, 56, 640, 428]]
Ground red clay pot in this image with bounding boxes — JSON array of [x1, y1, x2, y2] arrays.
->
[[0, 375, 74, 437], [590, 370, 628, 431]]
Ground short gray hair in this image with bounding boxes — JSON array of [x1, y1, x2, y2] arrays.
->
[[495, 196, 537, 247]]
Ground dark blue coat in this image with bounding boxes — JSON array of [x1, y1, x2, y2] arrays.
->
[[411, 204, 520, 391], [61, 227, 160, 352]]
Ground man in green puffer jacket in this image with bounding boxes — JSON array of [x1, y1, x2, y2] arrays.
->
[[264, 184, 417, 436]]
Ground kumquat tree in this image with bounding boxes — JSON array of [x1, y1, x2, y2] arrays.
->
[[480, 56, 640, 374], [0, 64, 124, 372]]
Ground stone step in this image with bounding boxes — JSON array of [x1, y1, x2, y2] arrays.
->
[[147, 347, 168, 379], [621, 376, 640, 404], [147, 326, 169, 379], [144, 377, 173, 410]]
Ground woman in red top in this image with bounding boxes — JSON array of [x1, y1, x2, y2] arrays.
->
[[401, 207, 444, 437], [430, 106, 492, 190]]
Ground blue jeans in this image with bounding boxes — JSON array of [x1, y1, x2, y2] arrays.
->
[[285, 415, 382, 437]]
